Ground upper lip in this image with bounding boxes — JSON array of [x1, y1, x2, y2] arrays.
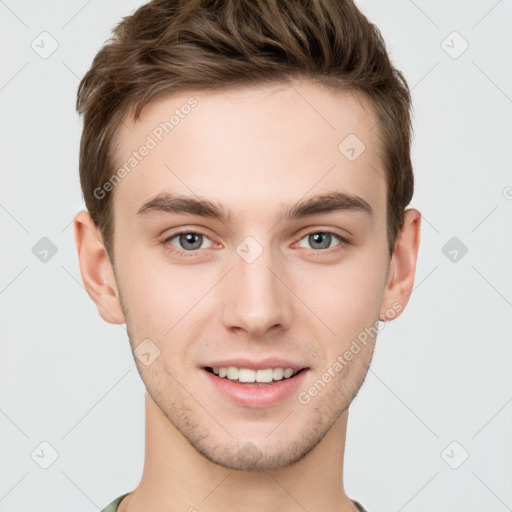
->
[[202, 358, 308, 371]]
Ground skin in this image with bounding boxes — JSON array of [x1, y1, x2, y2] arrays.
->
[[74, 79, 421, 512]]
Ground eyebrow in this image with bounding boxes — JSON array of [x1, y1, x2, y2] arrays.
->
[[135, 191, 374, 224]]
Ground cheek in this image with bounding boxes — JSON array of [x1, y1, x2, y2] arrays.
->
[[298, 247, 387, 340], [116, 251, 213, 334], [115, 253, 170, 332]]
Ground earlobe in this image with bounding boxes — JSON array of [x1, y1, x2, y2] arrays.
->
[[379, 208, 421, 322], [73, 210, 126, 325]]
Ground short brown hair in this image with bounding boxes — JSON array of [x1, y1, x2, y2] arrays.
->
[[77, 0, 414, 265]]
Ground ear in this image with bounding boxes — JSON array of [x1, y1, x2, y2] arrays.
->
[[379, 208, 421, 322], [73, 210, 126, 325]]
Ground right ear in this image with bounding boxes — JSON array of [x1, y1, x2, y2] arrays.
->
[[73, 210, 126, 325]]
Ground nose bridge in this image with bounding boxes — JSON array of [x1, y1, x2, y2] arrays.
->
[[221, 236, 290, 336]]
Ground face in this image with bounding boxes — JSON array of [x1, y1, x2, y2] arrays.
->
[[101, 80, 396, 471]]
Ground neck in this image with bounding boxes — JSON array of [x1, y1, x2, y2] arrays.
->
[[119, 392, 358, 512]]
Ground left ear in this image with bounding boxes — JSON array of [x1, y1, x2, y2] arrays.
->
[[379, 208, 421, 321]]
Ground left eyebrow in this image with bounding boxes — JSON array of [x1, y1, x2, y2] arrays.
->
[[135, 190, 374, 224], [281, 191, 374, 220]]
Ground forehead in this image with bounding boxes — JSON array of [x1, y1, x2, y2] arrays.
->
[[111, 80, 386, 224]]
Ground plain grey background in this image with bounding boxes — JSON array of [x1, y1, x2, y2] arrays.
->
[[1, 0, 511, 510]]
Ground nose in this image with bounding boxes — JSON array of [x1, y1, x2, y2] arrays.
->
[[221, 244, 292, 338]]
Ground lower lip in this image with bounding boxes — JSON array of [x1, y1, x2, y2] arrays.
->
[[201, 368, 309, 408]]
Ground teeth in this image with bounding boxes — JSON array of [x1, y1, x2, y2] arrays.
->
[[283, 368, 294, 378], [211, 366, 300, 383]]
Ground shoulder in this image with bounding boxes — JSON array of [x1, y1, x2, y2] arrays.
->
[[100, 493, 131, 512], [352, 499, 371, 512]]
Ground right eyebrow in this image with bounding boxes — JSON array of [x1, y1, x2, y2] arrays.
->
[[136, 193, 235, 223]]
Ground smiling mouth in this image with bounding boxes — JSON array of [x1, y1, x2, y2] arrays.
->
[[203, 366, 308, 386]]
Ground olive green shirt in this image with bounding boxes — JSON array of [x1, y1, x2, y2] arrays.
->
[[100, 493, 370, 511]]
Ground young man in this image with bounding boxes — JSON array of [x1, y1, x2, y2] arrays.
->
[[73, 1, 421, 510]]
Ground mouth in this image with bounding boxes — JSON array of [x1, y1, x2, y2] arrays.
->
[[201, 364, 311, 407], [203, 366, 309, 386]]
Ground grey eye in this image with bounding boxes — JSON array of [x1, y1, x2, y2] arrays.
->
[[297, 232, 341, 250], [169, 232, 213, 251]]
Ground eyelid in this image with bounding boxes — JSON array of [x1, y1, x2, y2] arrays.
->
[[296, 226, 351, 242]]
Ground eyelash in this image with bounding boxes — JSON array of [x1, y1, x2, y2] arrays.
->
[[161, 229, 350, 258]]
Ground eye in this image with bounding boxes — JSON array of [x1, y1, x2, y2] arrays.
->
[[161, 229, 349, 259], [296, 231, 348, 252], [163, 230, 213, 256]]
